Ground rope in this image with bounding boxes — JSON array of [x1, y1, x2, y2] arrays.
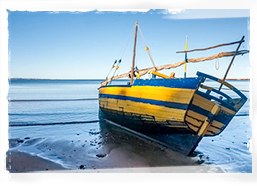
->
[[116, 27, 134, 60], [215, 57, 219, 70], [138, 25, 148, 47], [113, 27, 134, 78], [137, 26, 149, 68], [138, 25, 157, 69], [106, 60, 118, 79], [116, 59, 123, 76], [111, 59, 122, 82], [106, 27, 134, 82], [120, 28, 134, 59]]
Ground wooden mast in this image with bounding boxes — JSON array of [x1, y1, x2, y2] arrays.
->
[[130, 21, 139, 85], [218, 36, 245, 91]]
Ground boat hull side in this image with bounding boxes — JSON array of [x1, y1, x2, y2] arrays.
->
[[99, 106, 192, 134], [99, 114, 202, 156], [99, 79, 202, 123], [98, 78, 203, 134]]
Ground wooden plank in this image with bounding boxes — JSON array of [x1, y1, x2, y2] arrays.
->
[[188, 124, 199, 132], [220, 105, 236, 115], [192, 94, 215, 111], [211, 120, 225, 129], [185, 116, 202, 127], [186, 110, 206, 121], [198, 119, 210, 136], [207, 126, 220, 134]]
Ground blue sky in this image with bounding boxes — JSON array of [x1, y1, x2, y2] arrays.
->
[[8, 9, 250, 79]]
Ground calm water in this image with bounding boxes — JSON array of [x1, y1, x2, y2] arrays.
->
[[7, 78, 252, 172]]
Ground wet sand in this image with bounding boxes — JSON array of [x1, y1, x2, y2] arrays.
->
[[6, 150, 66, 173], [6, 120, 224, 173], [6, 147, 223, 173], [6, 149, 223, 173]]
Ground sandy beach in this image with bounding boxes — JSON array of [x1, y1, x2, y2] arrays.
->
[[6, 120, 224, 173], [6, 150, 66, 173], [6, 146, 223, 173]]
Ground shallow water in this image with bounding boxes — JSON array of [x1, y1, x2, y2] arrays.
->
[[7, 78, 251, 172]]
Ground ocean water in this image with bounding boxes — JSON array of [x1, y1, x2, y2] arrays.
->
[[7, 79, 252, 172]]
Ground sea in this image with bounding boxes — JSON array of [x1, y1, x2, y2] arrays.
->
[[7, 78, 252, 173]]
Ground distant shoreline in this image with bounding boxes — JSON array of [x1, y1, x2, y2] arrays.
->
[[8, 78, 108, 81], [8, 78, 250, 81], [225, 78, 250, 81]]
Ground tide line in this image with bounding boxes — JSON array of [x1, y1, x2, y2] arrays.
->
[[9, 120, 99, 127], [8, 98, 98, 102]]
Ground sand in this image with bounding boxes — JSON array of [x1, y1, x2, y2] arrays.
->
[[6, 150, 66, 173], [6, 120, 225, 173], [6, 148, 223, 173]]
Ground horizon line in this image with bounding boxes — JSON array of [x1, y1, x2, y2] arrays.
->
[[8, 77, 250, 81]]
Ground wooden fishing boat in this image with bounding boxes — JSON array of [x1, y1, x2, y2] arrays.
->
[[98, 21, 248, 155]]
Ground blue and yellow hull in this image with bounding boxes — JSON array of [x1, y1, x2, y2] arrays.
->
[[98, 72, 247, 155], [99, 77, 202, 133]]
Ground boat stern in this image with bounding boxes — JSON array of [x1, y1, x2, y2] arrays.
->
[[185, 71, 247, 137]]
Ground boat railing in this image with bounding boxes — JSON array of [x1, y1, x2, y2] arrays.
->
[[196, 71, 247, 111]]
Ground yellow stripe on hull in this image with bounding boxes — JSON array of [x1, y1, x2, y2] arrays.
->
[[99, 86, 195, 104], [99, 97, 186, 122]]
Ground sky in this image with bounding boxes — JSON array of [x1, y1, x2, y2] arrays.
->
[[0, 1, 256, 183], [6, 9, 250, 79]]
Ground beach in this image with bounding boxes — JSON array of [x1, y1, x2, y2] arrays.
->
[[6, 120, 224, 173], [6, 150, 66, 173]]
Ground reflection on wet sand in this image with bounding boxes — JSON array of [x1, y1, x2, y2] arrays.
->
[[6, 118, 224, 173], [99, 118, 200, 167]]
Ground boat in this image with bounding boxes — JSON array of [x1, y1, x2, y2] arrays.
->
[[98, 21, 248, 155]]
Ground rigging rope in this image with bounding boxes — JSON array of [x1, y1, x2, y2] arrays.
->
[[114, 29, 134, 78], [138, 25, 148, 47], [113, 27, 134, 78], [106, 27, 134, 81], [138, 26, 149, 68], [215, 57, 219, 70], [110, 59, 122, 84], [106, 60, 117, 80], [138, 25, 157, 70], [120, 28, 134, 59], [116, 27, 134, 60], [113, 61, 123, 82]]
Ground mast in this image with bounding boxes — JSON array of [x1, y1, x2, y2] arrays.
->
[[218, 36, 245, 91], [130, 21, 139, 85]]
